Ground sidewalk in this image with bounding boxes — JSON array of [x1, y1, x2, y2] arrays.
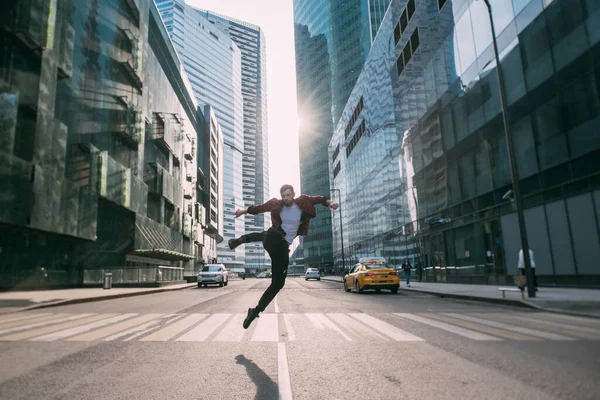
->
[[320, 276, 600, 319], [0, 283, 196, 314]]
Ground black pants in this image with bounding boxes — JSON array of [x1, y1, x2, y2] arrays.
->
[[520, 268, 538, 288], [239, 227, 290, 313]]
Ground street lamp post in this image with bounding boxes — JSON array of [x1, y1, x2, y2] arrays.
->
[[481, 0, 535, 297], [330, 188, 346, 274]]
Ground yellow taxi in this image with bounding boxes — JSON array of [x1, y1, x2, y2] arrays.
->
[[343, 257, 399, 294]]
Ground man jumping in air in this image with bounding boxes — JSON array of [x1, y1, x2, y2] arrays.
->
[[228, 184, 339, 329]]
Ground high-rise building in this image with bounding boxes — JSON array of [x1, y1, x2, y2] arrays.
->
[[194, 9, 271, 273], [0, 0, 218, 288], [330, 0, 600, 286], [293, 0, 388, 271], [157, 0, 246, 272]]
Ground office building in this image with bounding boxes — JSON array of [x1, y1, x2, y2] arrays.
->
[[157, 0, 245, 272], [330, 0, 600, 286], [194, 9, 271, 273], [294, 0, 389, 271], [0, 0, 221, 287]]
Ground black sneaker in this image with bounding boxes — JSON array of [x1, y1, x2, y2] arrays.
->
[[228, 239, 239, 250], [243, 308, 259, 329]]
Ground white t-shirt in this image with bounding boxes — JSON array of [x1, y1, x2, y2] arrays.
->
[[517, 249, 536, 269], [280, 202, 302, 244]]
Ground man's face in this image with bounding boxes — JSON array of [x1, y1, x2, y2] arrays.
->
[[281, 189, 295, 206]]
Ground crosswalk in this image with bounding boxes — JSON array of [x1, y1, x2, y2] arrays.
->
[[0, 310, 598, 343]]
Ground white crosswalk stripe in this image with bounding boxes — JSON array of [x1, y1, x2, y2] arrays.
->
[[393, 313, 502, 341], [444, 313, 576, 340], [0, 311, 596, 343]]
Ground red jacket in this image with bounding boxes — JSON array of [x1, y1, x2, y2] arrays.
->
[[246, 195, 329, 237]]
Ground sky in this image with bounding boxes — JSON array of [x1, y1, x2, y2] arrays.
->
[[187, 0, 300, 200]]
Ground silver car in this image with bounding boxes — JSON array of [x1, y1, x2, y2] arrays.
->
[[197, 264, 229, 288], [305, 268, 321, 281]]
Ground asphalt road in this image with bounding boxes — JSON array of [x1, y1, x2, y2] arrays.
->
[[0, 277, 599, 400]]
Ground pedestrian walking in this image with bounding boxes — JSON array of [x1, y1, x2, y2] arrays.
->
[[518, 248, 538, 291], [228, 184, 339, 329], [401, 258, 412, 287]]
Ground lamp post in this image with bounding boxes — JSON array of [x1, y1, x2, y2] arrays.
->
[[481, 0, 535, 297], [330, 188, 346, 274]]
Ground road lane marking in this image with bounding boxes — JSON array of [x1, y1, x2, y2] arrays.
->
[[0, 313, 48, 326], [310, 314, 352, 341], [505, 314, 600, 334], [283, 314, 296, 341], [422, 313, 539, 341], [393, 313, 502, 341], [69, 314, 163, 341], [177, 314, 231, 342], [31, 314, 136, 341], [0, 314, 94, 337], [251, 313, 278, 342], [327, 313, 389, 341], [473, 313, 600, 340], [445, 313, 575, 341], [349, 314, 424, 341], [278, 343, 293, 400], [213, 314, 246, 342], [0, 314, 107, 341], [529, 312, 600, 329], [306, 313, 325, 329], [140, 314, 207, 341], [0, 313, 69, 330]]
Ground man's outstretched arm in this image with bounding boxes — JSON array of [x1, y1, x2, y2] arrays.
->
[[235, 198, 280, 218], [302, 195, 339, 210]]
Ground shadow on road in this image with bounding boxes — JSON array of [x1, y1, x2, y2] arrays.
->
[[235, 354, 278, 400]]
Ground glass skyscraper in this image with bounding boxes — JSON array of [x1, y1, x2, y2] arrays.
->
[[293, 0, 388, 271], [193, 9, 271, 273], [157, 0, 246, 271], [330, 0, 600, 286]]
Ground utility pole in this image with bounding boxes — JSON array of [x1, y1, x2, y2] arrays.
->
[[482, 0, 535, 297]]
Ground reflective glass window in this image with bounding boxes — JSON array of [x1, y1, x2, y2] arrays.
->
[[561, 72, 600, 157], [490, 0, 515, 33], [455, 9, 477, 72], [520, 16, 553, 90], [511, 116, 539, 178], [469, 1, 493, 57], [532, 96, 569, 169]]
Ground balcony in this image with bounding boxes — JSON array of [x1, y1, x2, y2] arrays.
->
[[145, 162, 182, 205], [112, 104, 143, 148]]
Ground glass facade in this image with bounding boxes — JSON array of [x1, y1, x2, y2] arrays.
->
[[157, 0, 246, 270], [294, 0, 387, 271], [194, 9, 271, 273], [330, 0, 600, 286], [0, 0, 213, 287]]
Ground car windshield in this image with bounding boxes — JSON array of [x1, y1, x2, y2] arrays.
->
[[202, 266, 221, 272], [363, 264, 390, 270], [307, 269, 318, 272]]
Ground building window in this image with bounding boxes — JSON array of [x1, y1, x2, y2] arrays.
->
[[410, 27, 419, 53], [333, 162, 341, 179], [394, 23, 401, 44], [438, 0, 447, 11], [407, 0, 415, 19], [400, 10, 408, 35]]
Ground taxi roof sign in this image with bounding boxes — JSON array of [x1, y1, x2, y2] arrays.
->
[[358, 257, 387, 264]]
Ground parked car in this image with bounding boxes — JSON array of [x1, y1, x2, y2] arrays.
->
[[343, 257, 399, 294], [256, 272, 272, 279], [305, 268, 321, 281], [197, 264, 228, 287]]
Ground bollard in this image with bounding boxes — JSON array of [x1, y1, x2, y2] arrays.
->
[[103, 273, 113, 289]]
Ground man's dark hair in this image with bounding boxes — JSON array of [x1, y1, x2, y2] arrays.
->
[[280, 184, 295, 195]]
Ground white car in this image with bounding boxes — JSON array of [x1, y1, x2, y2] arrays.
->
[[305, 268, 321, 281], [197, 264, 228, 287]]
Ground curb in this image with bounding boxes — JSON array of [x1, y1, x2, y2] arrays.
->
[[6, 284, 197, 313], [320, 277, 600, 319]]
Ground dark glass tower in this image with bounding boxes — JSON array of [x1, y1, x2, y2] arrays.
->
[[293, 0, 387, 270]]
